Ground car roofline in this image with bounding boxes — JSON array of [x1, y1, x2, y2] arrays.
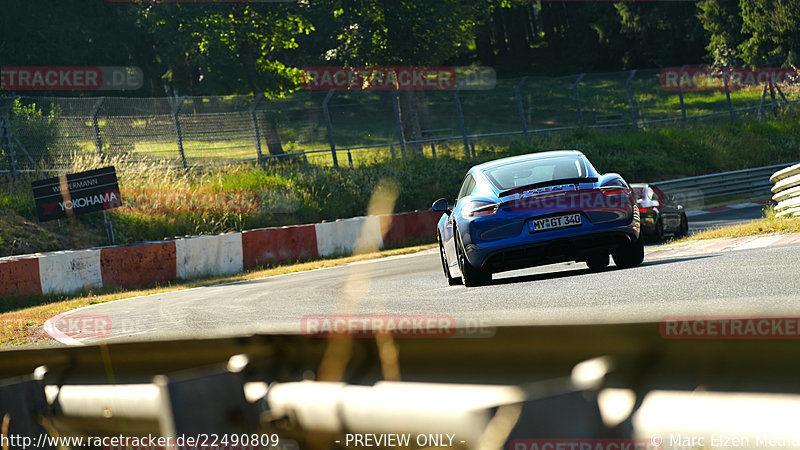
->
[[473, 150, 592, 195], [471, 150, 585, 172]]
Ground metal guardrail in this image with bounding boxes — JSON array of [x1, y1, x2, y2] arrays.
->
[[5, 324, 800, 448], [652, 162, 798, 208], [771, 163, 800, 217]]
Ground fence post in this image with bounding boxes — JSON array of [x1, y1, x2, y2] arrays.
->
[[249, 93, 266, 170], [430, 142, 437, 159], [773, 82, 789, 104], [769, 82, 778, 114], [172, 96, 188, 169], [572, 73, 585, 126], [759, 83, 768, 120], [625, 70, 638, 127], [0, 98, 37, 173], [515, 76, 529, 136], [391, 92, 406, 158], [90, 97, 105, 156], [0, 105, 17, 179], [677, 66, 687, 122], [454, 89, 470, 158], [722, 68, 734, 121], [322, 90, 338, 168], [102, 210, 115, 246]]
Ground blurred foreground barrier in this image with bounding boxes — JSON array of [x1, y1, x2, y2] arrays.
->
[[4, 323, 800, 449], [771, 163, 800, 217]]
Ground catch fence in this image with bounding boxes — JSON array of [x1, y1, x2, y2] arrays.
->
[[1, 67, 797, 174]]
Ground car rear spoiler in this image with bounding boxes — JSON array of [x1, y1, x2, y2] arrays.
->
[[498, 177, 599, 197]]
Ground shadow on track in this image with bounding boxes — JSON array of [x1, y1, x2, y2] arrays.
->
[[485, 254, 718, 286], [640, 254, 718, 267]]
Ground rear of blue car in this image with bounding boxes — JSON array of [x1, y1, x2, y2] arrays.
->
[[461, 180, 640, 272], [440, 151, 642, 284]]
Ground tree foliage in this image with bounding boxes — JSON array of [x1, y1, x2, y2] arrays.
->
[[698, 0, 746, 66], [131, 3, 312, 96], [312, 0, 483, 66], [1, 0, 798, 96], [739, 0, 800, 67], [614, 2, 706, 68], [699, 0, 800, 67]]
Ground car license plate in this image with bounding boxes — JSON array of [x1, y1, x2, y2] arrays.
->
[[529, 214, 582, 233]]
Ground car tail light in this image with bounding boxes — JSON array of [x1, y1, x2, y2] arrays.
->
[[600, 185, 629, 196], [639, 206, 649, 213], [461, 200, 499, 219]]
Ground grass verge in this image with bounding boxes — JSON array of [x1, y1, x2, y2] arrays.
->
[[3, 109, 800, 257], [2, 108, 799, 346], [0, 243, 436, 349], [682, 206, 800, 242]]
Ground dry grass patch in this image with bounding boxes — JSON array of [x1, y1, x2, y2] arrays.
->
[[683, 206, 800, 241]]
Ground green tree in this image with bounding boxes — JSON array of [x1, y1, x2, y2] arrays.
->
[[0, 0, 158, 92], [739, 0, 800, 67], [697, 0, 745, 66], [316, 0, 482, 156], [134, 3, 312, 154], [472, 0, 539, 70], [324, 0, 477, 67], [615, 2, 706, 68], [537, 2, 627, 72]]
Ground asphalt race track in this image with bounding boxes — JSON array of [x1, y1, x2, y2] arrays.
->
[[47, 205, 799, 346]]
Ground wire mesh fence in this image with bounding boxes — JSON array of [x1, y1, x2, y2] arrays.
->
[[2, 67, 798, 174]]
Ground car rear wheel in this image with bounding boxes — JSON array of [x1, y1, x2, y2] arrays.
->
[[677, 213, 689, 237], [454, 227, 491, 287], [438, 233, 461, 286], [612, 234, 645, 269], [652, 217, 665, 242], [586, 253, 609, 271]]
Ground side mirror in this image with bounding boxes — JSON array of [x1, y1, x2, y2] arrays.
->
[[431, 198, 451, 215]]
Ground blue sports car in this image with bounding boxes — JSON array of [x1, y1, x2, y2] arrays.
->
[[433, 150, 643, 286]]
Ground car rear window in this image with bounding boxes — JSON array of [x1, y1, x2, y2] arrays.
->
[[483, 156, 588, 191]]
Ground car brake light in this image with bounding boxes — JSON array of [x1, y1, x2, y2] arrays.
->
[[639, 207, 649, 213], [600, 185, 628, 196], [462, 201, 499, 219]]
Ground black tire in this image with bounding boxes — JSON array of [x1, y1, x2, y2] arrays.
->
[[653, 217, 665, 242], [454, 227, 491, 287], [612, 234, 645, 269], [586, 253, 609, 271], [438, 233, 461, 286], [677, 213, 689, 237]]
